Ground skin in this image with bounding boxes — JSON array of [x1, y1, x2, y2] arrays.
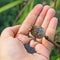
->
[[0, 4, 58, 60]]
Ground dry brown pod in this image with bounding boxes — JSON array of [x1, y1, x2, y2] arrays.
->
[[30, 26, 60, 49]]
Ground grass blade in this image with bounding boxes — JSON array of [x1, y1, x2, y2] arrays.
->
[[0, 0, 24, 13]]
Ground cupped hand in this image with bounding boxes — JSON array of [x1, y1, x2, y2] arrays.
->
[[0, 4, 58, 60]]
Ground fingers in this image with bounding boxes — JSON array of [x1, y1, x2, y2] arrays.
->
[[18, 4, 43, 34], [1, 25, 20, 39], [35, 5, 50, 43], [41, 8, 55, 30], [35, 44, 50, 60], [30, 40, 38, 47], [42, 17, 58, 51], [35, 5, 50, 26], [30, 40, 50, 60]]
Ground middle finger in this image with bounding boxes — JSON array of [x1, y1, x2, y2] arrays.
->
[[35, 5, 50, 26]]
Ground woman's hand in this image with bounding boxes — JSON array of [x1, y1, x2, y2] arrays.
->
[[0, 4, 58, 60]]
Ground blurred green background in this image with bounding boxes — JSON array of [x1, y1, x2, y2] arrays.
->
[[0, 0, 60, 60]]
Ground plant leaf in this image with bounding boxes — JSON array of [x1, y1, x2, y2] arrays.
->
[[45, 0, 50, 5], [0, 0, 24, 13], [56, 0, 60, 10], [17, 0, 34, 24]]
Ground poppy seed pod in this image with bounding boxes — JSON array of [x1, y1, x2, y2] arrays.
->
[[31, 26, 45, 38]]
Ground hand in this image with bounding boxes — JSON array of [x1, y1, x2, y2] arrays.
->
[[0, 4, 58, 60]]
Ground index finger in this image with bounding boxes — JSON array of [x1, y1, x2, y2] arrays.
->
[[18, 4, 43, 34]]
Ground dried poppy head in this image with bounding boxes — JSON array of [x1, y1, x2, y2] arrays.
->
[[31, 26, 46, 38]]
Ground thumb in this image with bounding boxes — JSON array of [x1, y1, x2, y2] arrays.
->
[[1, 25, 20, 40]]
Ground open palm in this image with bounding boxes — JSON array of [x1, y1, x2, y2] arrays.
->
[[0, 4, 58, 60]]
